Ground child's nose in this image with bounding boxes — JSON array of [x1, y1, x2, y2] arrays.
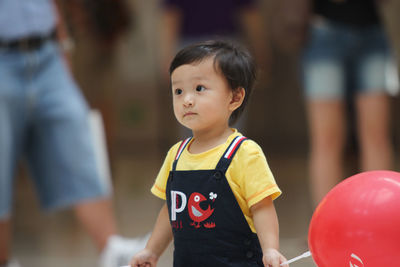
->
[[183, 93, 194, 106]]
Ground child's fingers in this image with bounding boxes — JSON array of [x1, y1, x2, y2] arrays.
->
[[264, 257, 280, 267], [272, 257, 281, 267], [129, 257, 144, 267], [135, 258, 156, 267], [279, 254, 289, 267]]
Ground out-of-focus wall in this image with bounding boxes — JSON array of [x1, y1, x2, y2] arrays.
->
[[381, 0, 400, 151], [69, 0, 162, 158]]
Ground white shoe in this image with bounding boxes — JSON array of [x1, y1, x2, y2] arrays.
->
[[99, 234, 150, 267]]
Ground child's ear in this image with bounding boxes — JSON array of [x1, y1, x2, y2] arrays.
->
[[229, 87, 245, 111]]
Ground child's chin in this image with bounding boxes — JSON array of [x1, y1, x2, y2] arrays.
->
[[181, 121, 196, 130]]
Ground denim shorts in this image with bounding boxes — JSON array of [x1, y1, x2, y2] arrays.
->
[[302, 18, 399, 100], [0, 41, 110, 219]]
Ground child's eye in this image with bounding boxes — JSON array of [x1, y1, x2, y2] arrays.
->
[[196, 85, 206, 92], [174, 88, 183, 95]]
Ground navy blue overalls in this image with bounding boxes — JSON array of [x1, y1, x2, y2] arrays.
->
[[166, 136, 263, 267]]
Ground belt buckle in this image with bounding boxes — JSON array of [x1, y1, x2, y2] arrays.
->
[[18, 38, 31, 51]]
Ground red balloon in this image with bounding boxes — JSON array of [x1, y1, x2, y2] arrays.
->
[[308, 170, 400, 266]]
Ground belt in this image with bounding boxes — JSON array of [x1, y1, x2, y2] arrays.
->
[[0, 31, 57, 51]]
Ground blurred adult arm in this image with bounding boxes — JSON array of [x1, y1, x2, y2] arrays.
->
[[52, 0, 75, 66], [239, 4, 272, 83], [377, 0, 400, 58]]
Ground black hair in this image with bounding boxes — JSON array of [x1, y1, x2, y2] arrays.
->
[[169, 40, 256, 125]]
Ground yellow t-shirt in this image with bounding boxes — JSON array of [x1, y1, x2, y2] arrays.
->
[[151, 129, 281, 233]]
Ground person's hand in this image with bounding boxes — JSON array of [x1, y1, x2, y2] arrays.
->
[[130, 248, 158, 267], [262, 248, 288, 267]]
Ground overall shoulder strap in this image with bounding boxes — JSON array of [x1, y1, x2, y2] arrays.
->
[[172, 137, 192, 171], [215, 136, 248, 173]]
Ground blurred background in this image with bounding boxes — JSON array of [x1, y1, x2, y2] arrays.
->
[[8, 0, 400, 266]]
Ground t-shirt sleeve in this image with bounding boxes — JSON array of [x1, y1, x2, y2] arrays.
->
[[150, 143, 180, 199], [232, 140, 282, 208]]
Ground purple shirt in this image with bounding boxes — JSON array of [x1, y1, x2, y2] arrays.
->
[[163, 0, 256, 39]]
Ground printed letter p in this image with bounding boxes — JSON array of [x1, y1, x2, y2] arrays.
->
[[170, 191, 187, 221]]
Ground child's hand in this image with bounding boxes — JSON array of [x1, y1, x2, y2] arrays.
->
[[130, 248, 158, 267], [262, 248, 288, 267]]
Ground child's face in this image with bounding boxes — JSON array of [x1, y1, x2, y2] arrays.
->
[[171, 57, 237, 133]]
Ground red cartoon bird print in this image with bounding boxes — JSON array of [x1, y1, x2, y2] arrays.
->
[[188, 192, 214, 228]]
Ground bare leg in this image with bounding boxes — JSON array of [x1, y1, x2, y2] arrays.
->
[[0, 220, 11, 264], [355, 93, 393, 171], [307, 100, 346, 207], [73, 198, 118, 251]]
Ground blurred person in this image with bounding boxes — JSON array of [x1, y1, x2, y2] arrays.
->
[[157, 0, 270, 143], [131, 40, 287, 267], [158, 0, 269, 79], [0, 1, 146, 266], [301, 0, 398, 207]]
